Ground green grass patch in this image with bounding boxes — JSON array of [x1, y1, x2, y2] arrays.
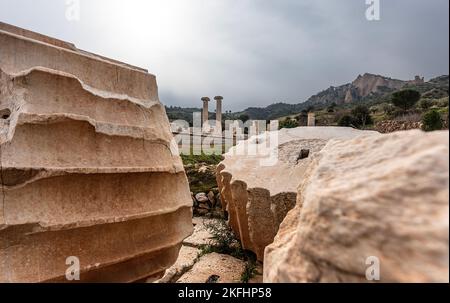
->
[[181, 153, 223, 166]]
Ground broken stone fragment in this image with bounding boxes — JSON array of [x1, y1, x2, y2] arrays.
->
[[207, 191, 216, 205], [198, 166, 208, 173], [217, 127, 375, 261], [195, 192, 210, 203], [265, 130, 449, 283]]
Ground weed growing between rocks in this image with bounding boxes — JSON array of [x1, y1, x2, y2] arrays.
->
[[198, 218, 259, 283], [241, 257, 258, 283], [201, 219, 244, 258]]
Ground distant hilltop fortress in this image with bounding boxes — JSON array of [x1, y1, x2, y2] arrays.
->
[[307, 73, 425, 105]]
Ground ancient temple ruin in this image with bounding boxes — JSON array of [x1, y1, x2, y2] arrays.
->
[[0, 22, 193, 282], [202, 96, 223, 134]]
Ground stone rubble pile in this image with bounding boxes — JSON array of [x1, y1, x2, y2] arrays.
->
[[375, 120, 423, 133]]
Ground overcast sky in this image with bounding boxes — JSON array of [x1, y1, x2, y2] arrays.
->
[[0, 0, 448, 111]]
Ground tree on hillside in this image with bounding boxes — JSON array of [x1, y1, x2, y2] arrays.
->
[[381, 103, 396, 116], [295, 112, 308, 126], [306, 106, 315, 113], [279, 117, 299, 129], [327, 102, 337, 113], [238, 114, 250, 123], [351, 105, 373, 128], [391, 89, 421, 112], [422, 110, 443, 132], [338, 115, 355, 127]]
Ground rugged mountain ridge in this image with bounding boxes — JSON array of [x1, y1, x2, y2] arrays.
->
[[306, 73, 424, 106], [234, 74, 447, 120], [166, 74, 448, 122]]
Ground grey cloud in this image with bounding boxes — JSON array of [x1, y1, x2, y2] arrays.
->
[[0, 0, 448, 111]]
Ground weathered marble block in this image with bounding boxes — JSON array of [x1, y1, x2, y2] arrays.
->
[[0, 22, 193, 282], [265, 130, 449, 283], [217, 127, 373, 261]]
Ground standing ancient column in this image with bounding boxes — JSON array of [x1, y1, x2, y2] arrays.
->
[[202, 97, 210, 131], [215, 96, 223, 134], [308, 112, 316, 127]]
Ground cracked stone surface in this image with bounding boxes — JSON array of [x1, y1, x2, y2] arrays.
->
[[183, 217, 220, 248], [154, 245, 201, 283], [0, 22, 193, 282], [159, 217, 254, 284], [265, 130, 449, 283], [217, 127, 375, 261], [176, 252, 245, 283]]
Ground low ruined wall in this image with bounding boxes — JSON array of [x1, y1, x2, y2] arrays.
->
[[0, 24, 193, 282], [265, 130, 449, 283], [217, 127, 374, 261], [375, 120, 422, 133]]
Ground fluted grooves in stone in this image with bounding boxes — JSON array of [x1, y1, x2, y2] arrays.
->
[[217, 127, 374, 261], [0, 23, 192, 282]]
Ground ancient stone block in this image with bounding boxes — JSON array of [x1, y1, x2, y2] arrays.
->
[[217, 127, 374, 261], [0, 23, 193, 282], [265, 130, 449, 283]]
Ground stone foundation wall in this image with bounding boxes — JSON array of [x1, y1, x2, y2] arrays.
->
[[375, 120, 422, 133]]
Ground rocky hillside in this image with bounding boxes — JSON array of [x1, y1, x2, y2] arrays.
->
[[216, 74, 448, 121], [304, 73, 421, 106], [235, 102, 305, 120], [165, 74, 448, 123], [166, 106, 203, 125]]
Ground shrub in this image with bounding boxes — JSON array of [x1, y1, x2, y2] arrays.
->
[[381, 103, 396, 116], [391, 89, 421, 111], [369, 105, 380, 114], [200, 219, 261, 283], [422, 110, 443, 132], [437, 97, 449, 108], [351, 105, 373, 128], [241, 258, 258, 283], [338, 115, 354, 127], [327, 102, 337, 113], [393, 112, 422, 123], [238, 114, 250, 123], [202, 219, 244, 259], [279, 117, 299, 129], [418, 99, 432, 110]]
